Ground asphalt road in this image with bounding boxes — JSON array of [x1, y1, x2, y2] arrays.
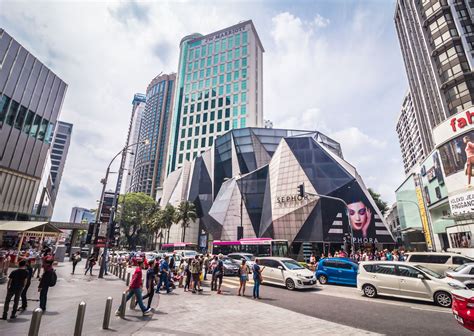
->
[[220, 277, 469, 336]]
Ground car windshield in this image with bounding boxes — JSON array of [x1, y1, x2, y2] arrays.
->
[[453, 264, 468, 272], [416, 265, 444, 279], [281, 260, 304, 270], [223, 258, 234, 264]]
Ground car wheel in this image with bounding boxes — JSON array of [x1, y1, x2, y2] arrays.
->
[[285, 278, 296, 290], [434, 291, 452, 308], [466, 283, 474, 290], [319, 275, 328, 285], [362, 284, 377, 298]]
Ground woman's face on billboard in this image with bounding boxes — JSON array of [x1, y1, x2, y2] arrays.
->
[[348, 201, 372, 237]]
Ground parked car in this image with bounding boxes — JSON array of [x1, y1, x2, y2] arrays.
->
[[227, 253, 255, 269], [446, 263, 474, 289], [405, 252, 474, 274], [258, 257, 317, 290], [175, 250, 198, 258], [452, 289, 474, 332], [358, 261, 467, 307], [222, 257, 240, 276], [316, 258, 358, 286]]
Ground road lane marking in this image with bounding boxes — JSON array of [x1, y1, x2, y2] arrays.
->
[[409, 306, 450, 313]]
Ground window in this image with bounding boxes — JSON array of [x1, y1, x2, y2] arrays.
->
[[187, 128, 192, 137], [228, 36, 233, 49], [209, 137, 214, 146], [397, 265, 421, 278], [37, 118, 49, 141], [235, 48, 240, 58], [210, 123, 214, 133], [187, 140, 192, 150], [179, 154, 183, 164], [235, 33, 241, 45], [409, 254, 450, 264], [180, 141, 185, 150], [14, 106, 27, 130], [219, 64, 225, 73], [202, 125, 207, 134], [6, 100, 19, 126], [195, 126, 199, 136], [181, 129, 186, 138], [225, 121, 229, 130], [232, 119, 238, 128], [242, 31, 248, 44], [227, 62, 232, 72], [242, 57, 247, 67], [201, 138, 206, 147], [218, 110, 222, 119], [218, 97, 223, 107], [203, 113, 208, 122], [364, 264, 396, 275], [233, 106, 238, 116], [225, 108, 230, 118], [217, 122, 222, 132], [234, 70, 239, 80], [194, 139, 199, 147], [30, 115, 42, 138], [242, 69, 247, 78], [240, 118, 246, 128], [210, 111, 215, 121], [0, 95, 11, 124], [242, 46, 248, 56], [226, 84, 231, 94], [241, 80, 247, 90], [233, 94, 239, 104], [241, 92, 247, 103], [453, 256, 473, 265]]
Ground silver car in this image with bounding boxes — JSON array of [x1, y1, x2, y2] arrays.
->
[[446, 263, 474, 289]]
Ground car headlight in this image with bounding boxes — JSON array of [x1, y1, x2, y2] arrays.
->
[[448, 282, 465, 290]]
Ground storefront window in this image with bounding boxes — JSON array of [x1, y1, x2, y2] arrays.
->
[[438, 130, 474, 176]]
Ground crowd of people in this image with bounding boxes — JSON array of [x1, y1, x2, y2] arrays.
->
[[2, 246, 57, 320], [114, 252, 266, 316]]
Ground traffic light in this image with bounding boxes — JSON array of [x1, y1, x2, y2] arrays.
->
[[297, 184, 305, 198]]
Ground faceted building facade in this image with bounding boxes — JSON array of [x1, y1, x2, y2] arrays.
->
[[0, 29, 67, 219], [161, 128, 395, 253], [166, 20, 264, 175], [131, 74, 176, 198]]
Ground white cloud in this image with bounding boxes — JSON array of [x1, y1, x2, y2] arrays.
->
[[1, 2, 407, 219]]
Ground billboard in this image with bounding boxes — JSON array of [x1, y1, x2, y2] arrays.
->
[[324, 180, 394, 244], [434, 108, 474, 216]]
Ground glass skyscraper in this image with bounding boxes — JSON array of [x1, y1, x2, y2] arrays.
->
[[166, 20, 264, 175], [131, 74, 176, 198]]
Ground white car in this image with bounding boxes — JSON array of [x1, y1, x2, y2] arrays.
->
[[175, 250, 197, 259], [405, 252, 474, 274], [258, 257, 317, 290], [227, 253, 255, 269], [446, 263, 474, 289], [358, 261, 467, 308]]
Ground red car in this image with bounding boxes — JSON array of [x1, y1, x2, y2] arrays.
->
[[452, 289, 474, 332]]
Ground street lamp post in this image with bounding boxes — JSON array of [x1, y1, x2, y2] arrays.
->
[[97, 140, 148, 279]]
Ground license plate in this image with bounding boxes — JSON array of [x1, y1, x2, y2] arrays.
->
[[454, 314, 464, 324]]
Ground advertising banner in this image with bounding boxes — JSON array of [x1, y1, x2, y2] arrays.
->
[[414, 175, 433, 249], [323, 181, 394, 244], [434, 107, 474, 216]]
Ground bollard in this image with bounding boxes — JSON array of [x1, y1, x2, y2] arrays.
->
[[130, 294, 136, 309], [74, 301, 86, 336], [28, 308, 43, 336], [121, 266, 126, 280], [119, 291, 127, 318], [126, 272, 131, 286], [102, 297, 113, 330]]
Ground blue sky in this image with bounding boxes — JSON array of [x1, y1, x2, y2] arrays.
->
[[0, 0, 406, 221]]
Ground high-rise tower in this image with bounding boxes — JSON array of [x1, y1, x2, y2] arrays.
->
[[166, 20, 264, 174]]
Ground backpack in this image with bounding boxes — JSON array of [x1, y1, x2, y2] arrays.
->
[[49, 270, 57, 287]]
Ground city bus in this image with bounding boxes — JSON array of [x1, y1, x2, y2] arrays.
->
[[161, 242, 199, 253], [211, 238, 288, 257]]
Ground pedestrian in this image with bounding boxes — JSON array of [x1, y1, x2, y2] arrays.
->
[[20, 258, 33, 311], [177, 259, 186, 288], [238, 259, 249, 296], [2, 259, 29, 319], [71, 252, 81, 275], [204, 254, 210, 280], [38, 257, 56, 312], [184, 258, 192, 292], [252, 258, 265, 299], [84, 253, 96, 276], [210, 256, 218, 291], [156, 256, 171, 294], [214, 254, 224, 294], [115, 259, 152, 316], [190, 255, 200, 293], [140, 259, 156, 310], [32, 249, 41, 278]]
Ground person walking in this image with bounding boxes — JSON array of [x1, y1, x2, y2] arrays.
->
[[2, 259, 29, 319], [252, 258, 264, 299], [156, 256, 171, 294], [238, 259, 249, 296], [184, 258, 192, 292], [20, 258, 33, 311], [32, 249, 42, 279], [215, 254, 224, 294], [210, 256, 218, 291], [71, 252, 81, 275], [115, 259, 152, 316], [140, 259, 156, 310], [84, 254, 96, 276], [190, 255, 201, 293], [38, 257, 56, 312], [177, 259, 186, 288], [203, 254, 210, 280]]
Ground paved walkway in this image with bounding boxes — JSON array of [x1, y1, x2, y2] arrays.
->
[[0, 262, 380, 335]]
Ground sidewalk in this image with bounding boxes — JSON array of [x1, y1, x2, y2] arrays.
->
[[0, 262, 379, 335]]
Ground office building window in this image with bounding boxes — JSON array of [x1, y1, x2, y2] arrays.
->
[[233, 106, 238, 117], [225, 121, 230, 131], [241, 105, 247, 115], [201, 138, 206, 147], [217, 122, 222, 132], [187, 140, 192, 150], [225, 108, 230, 118], [209, 137, 214, 146], [241, 80, 247, 90], [242, 46, 248, 56], [179, 154, 183, 164], [233, 119, 238, 128], [241, 118, 246, 128], [210, 123, 214, 133], [242, 31, 248, 44], [218, 110, 222, 119], [241, 92, 247, 103], [210, 111, 215, 121], [202, 124, 207, 134]]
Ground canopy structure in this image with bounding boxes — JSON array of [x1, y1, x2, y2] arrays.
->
[[0, 221, 62, 256]]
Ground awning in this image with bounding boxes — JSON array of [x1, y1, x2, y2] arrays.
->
[[0, 221, 62, 233]]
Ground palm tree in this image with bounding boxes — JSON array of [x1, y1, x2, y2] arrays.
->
[[156, 204, 176, 244], [175, 200, 198, 242], [145, 202, 161, 250]]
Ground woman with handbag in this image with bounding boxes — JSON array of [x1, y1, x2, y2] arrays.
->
[[237, 259, 249, 296]]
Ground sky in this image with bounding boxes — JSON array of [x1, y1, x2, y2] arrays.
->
[[0, 0, 407, 221]]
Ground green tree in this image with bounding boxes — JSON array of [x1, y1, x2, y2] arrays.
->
[[116, 192, 156, 250], [143, 202, 161, 250], [368, 188, 389, 215], [156, 204, 176, 244], [175, 200, 198, 242]]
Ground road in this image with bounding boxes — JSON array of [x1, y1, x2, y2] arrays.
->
[[218, 276, 469, 336]]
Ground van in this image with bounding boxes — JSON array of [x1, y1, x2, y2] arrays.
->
[[405, 252, 474, 274]]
